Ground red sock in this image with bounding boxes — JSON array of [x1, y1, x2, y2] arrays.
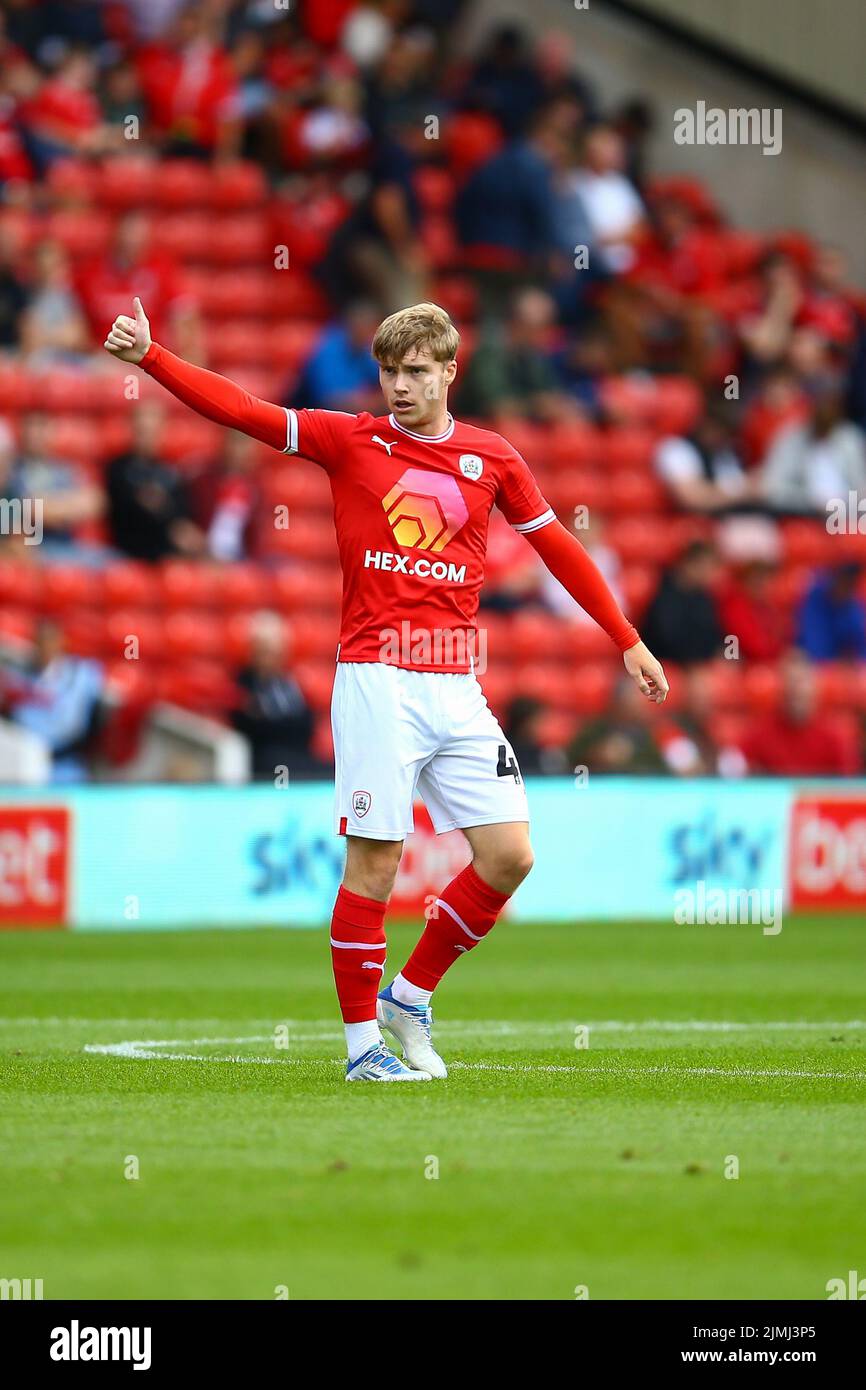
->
[[400, 862, 511, 991], [330, 885, 387, 1023]]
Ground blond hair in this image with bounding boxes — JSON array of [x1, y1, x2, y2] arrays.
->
[[372, 303, 460, 366]]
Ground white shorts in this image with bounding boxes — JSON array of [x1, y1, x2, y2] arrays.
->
[[332, 662, 529, 840]]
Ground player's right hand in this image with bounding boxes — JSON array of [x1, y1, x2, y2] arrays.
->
[[103, 296, 151, 364]]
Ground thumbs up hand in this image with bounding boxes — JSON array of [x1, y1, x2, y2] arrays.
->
[[104, 296, 152, 364]]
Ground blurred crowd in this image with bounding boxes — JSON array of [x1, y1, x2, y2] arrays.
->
[[1, 0, 865, 781]]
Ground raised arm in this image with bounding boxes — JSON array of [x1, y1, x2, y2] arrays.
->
[[525, 519, 669, 703], [104, 298, 288, 452]]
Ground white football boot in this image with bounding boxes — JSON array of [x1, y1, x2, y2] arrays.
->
[[377, 984, 448, 1079], [345, 1041, 431, 1082]]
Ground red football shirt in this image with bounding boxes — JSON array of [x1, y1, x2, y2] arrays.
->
[[284, 407, 554, 672]]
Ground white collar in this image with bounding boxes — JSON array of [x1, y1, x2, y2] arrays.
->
[[389, 412, 455, 444]]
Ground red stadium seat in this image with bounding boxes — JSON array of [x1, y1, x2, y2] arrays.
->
[[547, 425, 605, 471], [445, 112, 504, 181], [294, 659, 336, 712], [46, 208, 112, 259], [780, 520, 836, 567], [46, 417, 98, 464], [208, 161, 267, 211], [269, 273, 329, 320], [103, 610, 165, 662], [39, 565, 101, 613], [414, 165, 454, 214], [215, 565, 275, 611], [0, 562, 44, 608], [97, 157, 158, 208], [0, 607, 36, 646], [608, 471, 667, 513], [267, 321, 320, 372], [603, 429, 656, 472], [545, 468, 609, 516], [162, 611, 225, 661], [0, 365, 36, 412], [208, 321, 272, 369], [157, 213, 213, 262], [40, 370, 99, 414], [47, 159, 99, 203], [206, 270, 276, 320], [621, 565, 658, 618], [59, 608, 105, 658], [653, 377, 703, 435], [289, 614, 340, 660], [103, 562, 159, 609], [156, 661, 238, 713], [743, 663, 782, 712], [154, 160, 214, 208], [158, 562, 221, 610], [270, 566, 336, 612], [605, 516, 681, 566], [421, 215, 459, 271], [208, 216, 270, 265]]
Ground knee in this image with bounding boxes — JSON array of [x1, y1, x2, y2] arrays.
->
[[344, 838, 403, 902], [476, 845, 534, 896]]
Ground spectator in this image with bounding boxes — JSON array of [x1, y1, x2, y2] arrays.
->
[[741, 651, 862, 775], [106, 401, 203, 562], [3, 619, 104, 783], [504, 696, 566, 776], [796, 565, 866, 662], [479, 511, 545, 614], [656, 666, 747, 777], [541, 514, 623, 622], [134, 3, 240, 158], [12, 412, 104, 559], [18, 45, 106, 172], [564, 122, 645, 275], [760, 382, 866, 515], [463, 24, 546, 137], [740, 366, 809, 468], [568, 676, 669, 775], [718, 559, 790, 662], [291, 303, 381, 413], [319, 123, 425, 314], [191, 430, 263, 563], [456, 101, 578, 316], [19, 239, 90, 366], [738, 250, 803, 370], [553, 322, 616, 420], [457, 287, 574, 424], [606, 194, 716, 375], [640, 540, 723, 665], [0, 223, 29, 350], [75, 211, 204, 360], [230, 612, 318, 780], [655, 398, 756, 514]]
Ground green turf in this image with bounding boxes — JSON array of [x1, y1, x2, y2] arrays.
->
[[0, 916, 864, 1300]]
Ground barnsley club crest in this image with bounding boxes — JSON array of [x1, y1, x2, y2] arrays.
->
[[352, 790, 372, 818]]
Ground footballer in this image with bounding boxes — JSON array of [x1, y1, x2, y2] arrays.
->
[[105, 299, 668, 1082]]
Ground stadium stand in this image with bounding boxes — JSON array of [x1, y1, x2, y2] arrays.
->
[[1, 0, 865, 781]]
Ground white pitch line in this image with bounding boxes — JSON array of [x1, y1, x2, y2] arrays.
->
[[10, 1016, 866, 1033], [81, 1037, 866, 1082]]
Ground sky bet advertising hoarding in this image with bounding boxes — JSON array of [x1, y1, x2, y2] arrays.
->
[[0, 781, 864, 929]]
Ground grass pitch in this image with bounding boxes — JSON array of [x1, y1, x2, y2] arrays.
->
[[0, 916, 864, 1300]]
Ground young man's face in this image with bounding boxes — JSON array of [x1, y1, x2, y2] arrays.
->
[[378, 346, 457, 428]]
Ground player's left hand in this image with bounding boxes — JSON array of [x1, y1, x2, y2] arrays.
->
[[623, 640, 669, 704]]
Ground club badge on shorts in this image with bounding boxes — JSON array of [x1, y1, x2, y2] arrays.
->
[[459, 454, 484, 480], [352, 790, 372, 818]]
